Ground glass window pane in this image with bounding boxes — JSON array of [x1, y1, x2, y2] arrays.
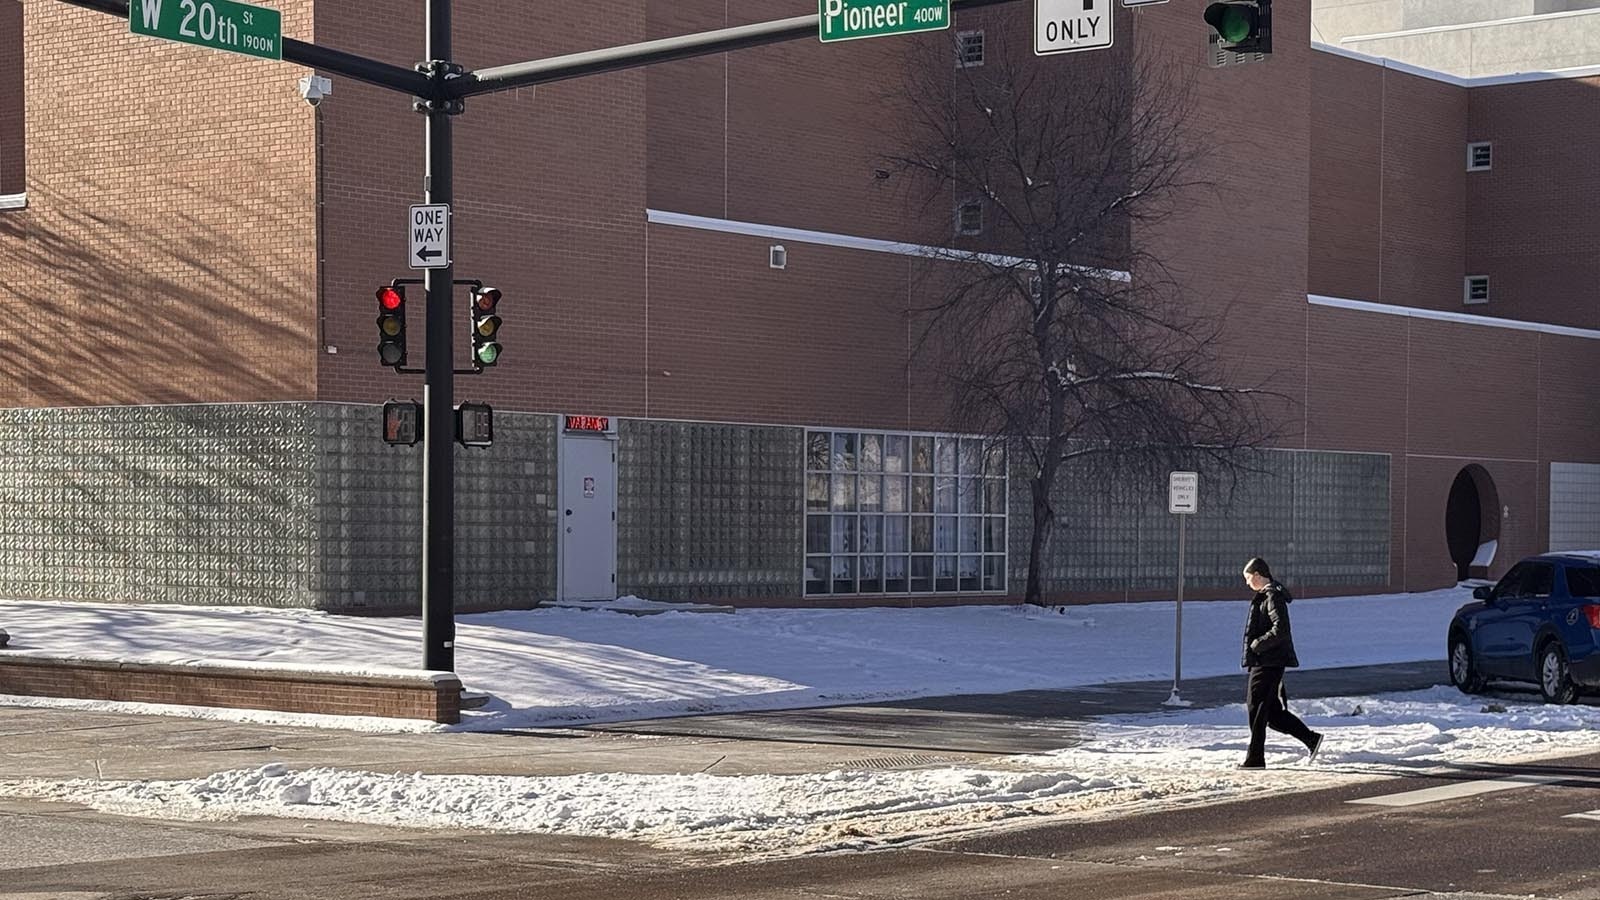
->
[[885, 555, 909, 592], [911, 476, 933, 513], [935, 516, 958, 553], [911, 516, 933, 553], [959, 477, 978, 514], [986, 479, 1006, 516], [960, 518, 980, 553], [884, 475, 907, 513], [805, 556, 830, 594], [986, 517, 1006, 553], [859, 475, 882, 512], [832, 433, 858, 471], [831, 474, 857, 511], [959, 439, 980, 475], [912, 436, 934, 473], [807, 431, 830, 471], [885, 435, 908, 473], [807, 474, 830, 511], [936, 437, 957, 474], [859, 555, 882, 593], [983, 441, 1005, 477], [959, 555, 981, 591], [806, 515, 831, 554], [935, 476, 957, 513], [860, 515, 883, 553], [935, 555, 958, 592], [832, 516, 858, 553], [911, 555, 934, 592], [832, 556, 856, 594], [984, 555, 1007, 592], [886, 516, 909, 553], [861, 434, 883, 471]]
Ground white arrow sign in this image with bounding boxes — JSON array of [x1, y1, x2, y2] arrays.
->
[[409, 203, 451, 270], [1036, 0, 1113, 56]]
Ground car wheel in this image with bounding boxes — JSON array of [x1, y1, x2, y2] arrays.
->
[[1538, 642, 1579, 705], [1449, 635, 1486, 694]]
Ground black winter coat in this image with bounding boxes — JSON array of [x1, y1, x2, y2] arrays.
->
[[1242, 581, 1300, 669]]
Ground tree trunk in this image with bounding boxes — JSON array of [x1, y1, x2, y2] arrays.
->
[[1024, 462, 1058, 606]]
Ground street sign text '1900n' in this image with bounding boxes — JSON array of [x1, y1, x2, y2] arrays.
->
[[130, 0, 282, 61], [819, 0, 950, 42]]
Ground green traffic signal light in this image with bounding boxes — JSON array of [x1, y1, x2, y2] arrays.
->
[[1206, 4, 1253, 43], [1204, 0, 1271, 54], [470, 286, 502, 368], [474, 342, 501, 366]]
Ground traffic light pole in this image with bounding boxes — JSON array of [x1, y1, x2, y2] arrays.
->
[[54, 0, 1028, 675], [420, 0, 456, 673]]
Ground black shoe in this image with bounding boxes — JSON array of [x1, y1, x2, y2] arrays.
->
[[1306, 732, 1324, 763], [1237, 760, 1265, 769]]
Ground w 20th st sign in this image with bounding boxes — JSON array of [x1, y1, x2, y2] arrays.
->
[[129, 0, 282, 61]]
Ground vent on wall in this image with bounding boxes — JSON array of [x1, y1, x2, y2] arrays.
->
[[956, 30, 984, 67], [956, 201, 983, 236], [1464, 275, 1490, 305], [769, 244, 786, 269], [1467, 142, 1492, 171]]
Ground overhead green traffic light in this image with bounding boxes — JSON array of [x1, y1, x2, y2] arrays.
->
[[1204, 0, 1271, 55], [470, 285, 502, 368]]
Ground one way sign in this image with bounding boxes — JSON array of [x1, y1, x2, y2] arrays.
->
[[1036, 0, 1113, 56], [409, 203, 451, 270]]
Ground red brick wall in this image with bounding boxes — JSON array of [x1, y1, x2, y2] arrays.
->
[[1467, 77, 1600, 330], [0, 0, 22, 196], [1309, 53, 1382, 302], [0, 0, 317, 407], [0, 655, 462, 723]]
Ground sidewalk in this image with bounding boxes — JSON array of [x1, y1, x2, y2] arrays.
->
[[0, 660, 1447, 783]]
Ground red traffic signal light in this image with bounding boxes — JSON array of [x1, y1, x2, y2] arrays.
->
[[470, 286, 502, 368], [376, 285, 407, 368]]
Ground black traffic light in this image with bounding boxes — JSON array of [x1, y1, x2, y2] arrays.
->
[[1204, 0, 1271, 55], [470, 285, 502, 368], [376, 285, 407, 368]]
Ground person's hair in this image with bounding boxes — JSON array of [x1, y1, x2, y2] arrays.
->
[[1243, 557, 1272, 580]]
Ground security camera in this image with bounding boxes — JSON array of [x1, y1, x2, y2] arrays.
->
[[298, 75, 332, 107]]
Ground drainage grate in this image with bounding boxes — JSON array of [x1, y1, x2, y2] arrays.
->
[[842, 753, 962, 771]]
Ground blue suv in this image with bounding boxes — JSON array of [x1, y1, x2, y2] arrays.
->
[[1448, 552, 1600, 704]]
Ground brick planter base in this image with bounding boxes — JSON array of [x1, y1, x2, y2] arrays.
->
[[0, 653, 463, 724]]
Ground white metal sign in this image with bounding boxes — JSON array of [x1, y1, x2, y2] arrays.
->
[[1036, 0, 1113, 56], [408, 203, 451, 270], [1168, 471, 1198, 514]]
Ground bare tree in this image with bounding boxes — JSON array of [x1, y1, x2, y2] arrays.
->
[[879, 32, 1284, 605]]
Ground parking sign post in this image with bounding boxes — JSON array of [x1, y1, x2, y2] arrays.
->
[[1164, 472, 1198, 708]]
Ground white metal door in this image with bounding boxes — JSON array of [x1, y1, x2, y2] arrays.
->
[[559, 433, 618, 601]]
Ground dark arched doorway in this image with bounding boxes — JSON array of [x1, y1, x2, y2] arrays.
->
[[1446, 465, 1500, 582]]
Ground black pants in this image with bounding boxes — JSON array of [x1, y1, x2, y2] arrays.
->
[[1245, 666, 1316, 764]]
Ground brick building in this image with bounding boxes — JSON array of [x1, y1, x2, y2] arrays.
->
[[1, 0, 1597, 611]]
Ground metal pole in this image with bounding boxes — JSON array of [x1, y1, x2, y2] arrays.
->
[[1165, 514, 1190, 707], [421, 0, 455, 673]]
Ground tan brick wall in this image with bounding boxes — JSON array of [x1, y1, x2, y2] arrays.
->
[[0, 0, 318, 408]]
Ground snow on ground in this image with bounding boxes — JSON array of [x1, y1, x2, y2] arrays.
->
[[4, 686, 1599, 854], [0, 587, 1471, 731]]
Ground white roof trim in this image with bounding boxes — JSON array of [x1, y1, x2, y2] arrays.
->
[[1312, 42, 1600, 88], [1345, 7, 1600, 42], [0, 193, 25, 210], [1308, 294, 1600, 341], [646, 209, 1133, 282]]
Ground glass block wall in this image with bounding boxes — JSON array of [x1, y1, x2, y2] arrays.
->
[[1015, 448, 1391, 596], [0, 403, 557, 611], [617, 419, 803, 601], [804, 430, 1007, 597]]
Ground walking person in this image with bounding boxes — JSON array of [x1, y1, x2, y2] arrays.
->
[[1239, 557, 1323, 769]]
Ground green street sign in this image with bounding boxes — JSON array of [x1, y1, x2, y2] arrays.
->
[[130, 0, 282, 61], [819, 0, 950, 42]]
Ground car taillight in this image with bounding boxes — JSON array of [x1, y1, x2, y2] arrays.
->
[[1586, 605, 1600, 629]]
